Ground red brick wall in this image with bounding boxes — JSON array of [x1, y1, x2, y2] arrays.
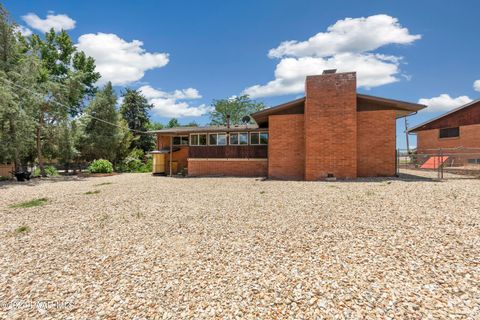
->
[[357, 110, 396, 177], [268, 114, 305, 180], [416, 124, 480, 152], [188, 159, 268, 177], [304, 72, 358, 180]]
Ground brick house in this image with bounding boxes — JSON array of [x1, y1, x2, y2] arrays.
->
[[407, 99, 480, 165], [151, 71, 425, 180]]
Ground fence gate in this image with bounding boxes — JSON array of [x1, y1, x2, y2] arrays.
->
[[397, 148, 480, 180]]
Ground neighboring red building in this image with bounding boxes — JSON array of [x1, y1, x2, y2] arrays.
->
[[408, 99, 480, 166], [408, 100, 480, 151], [152, 71, 424, 180]]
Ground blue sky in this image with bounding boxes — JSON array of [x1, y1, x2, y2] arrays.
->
[[4, 0, 480, 148]]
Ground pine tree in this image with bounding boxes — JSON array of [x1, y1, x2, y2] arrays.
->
[[120, 89, 154, 152], [78, 82, 121, 163]]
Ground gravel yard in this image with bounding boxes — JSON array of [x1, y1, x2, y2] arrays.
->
[[1, 173, 479, 319]]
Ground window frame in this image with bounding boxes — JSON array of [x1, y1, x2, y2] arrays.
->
[[229, 132, 249, 146], [249, 131, 269, 145], [439, 127, 460, 139], [189, 133, 208, 146], [172, 135, 189, 146], [208, 132, 227, 146]]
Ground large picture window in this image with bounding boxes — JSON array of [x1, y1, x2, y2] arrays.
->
[[439, 127, 459, 139], [190, 134, 207, 146], [172, 136, 189, 146], [229, 133, 248, 145], [250, 132, 268, 145], [208, 133, 227, 145]]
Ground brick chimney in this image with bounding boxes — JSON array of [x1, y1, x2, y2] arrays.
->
[[304, 71, 357, 180]]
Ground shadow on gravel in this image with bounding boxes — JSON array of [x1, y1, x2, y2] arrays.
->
[[0, 176, 88, 190]]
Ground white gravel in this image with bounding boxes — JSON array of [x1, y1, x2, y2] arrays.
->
[[0, 173, 479, 319]]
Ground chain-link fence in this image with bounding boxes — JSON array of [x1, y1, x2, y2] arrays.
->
[[397, 148, 480, 179]]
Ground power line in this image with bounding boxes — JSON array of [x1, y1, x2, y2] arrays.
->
[[0, 77, 150, 134]]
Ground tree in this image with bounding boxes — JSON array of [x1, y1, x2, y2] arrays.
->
[[78, 82, 120, 163], [25, 28, 100, 176], [166, 118, 180, 128], [0, 5, 38, 169], [120, 88, 154, 152], [209, 95, 265, 126]]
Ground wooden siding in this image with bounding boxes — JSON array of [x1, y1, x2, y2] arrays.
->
[[189, 145, 268, 159], [0, 164, 14, 178]]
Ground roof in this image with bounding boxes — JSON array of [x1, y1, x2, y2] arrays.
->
[[149, 124, 260, 135], [250, 97, 306, 125], [356, 94, 426, 117], [408, 99, 480, 133], [250, 94, 425, 125]]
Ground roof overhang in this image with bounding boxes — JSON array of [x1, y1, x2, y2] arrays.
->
[[251, 94, 425, 126], [408, 99, 480, 133], [357, 94, 426, 118], [149, 124, 260, 135]]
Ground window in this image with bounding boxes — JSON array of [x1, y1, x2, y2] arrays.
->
[[250, 132, 268, 145], [229, 133, 248, 145], [172, 136, 189, 145], [468, 159, 480, 164], [190, 134, 207, 146], [208, 133, 227, 145], [439, 127, 459, 138]]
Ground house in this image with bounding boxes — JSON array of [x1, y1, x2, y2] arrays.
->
[[407, 99, 480, 166], [151, 71, 425, 180]]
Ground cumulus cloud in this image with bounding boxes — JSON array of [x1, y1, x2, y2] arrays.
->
[[244, 14, 421, 98], [474, 80, 480, 92], [138, 85, 211, 118], [22, 13, 76, 33], [418, 94, 472, 112], [76, 33, 169, 86], [14, 25, 33, 36]]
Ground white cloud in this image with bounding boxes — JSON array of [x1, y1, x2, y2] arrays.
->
[[14, 25, 33, 36], [474, 80, 480, 92], [244, 14, 421, 98], [22, 13, 76, 33], [138, 85, 211, 118], [418, 94, 472, 112], [76, 33, 169, 86]]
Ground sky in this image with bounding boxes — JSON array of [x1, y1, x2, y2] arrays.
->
[[4, 0, 480, 149]]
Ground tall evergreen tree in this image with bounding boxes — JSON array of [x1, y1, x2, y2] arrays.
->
[[0, 5, 38, 169], [78, 82, 120, 163], [120, 89, 154, 152]]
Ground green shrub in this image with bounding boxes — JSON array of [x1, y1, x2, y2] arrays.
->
[[88, 159, 113, 174], [118, 149, 152, 173], [33, 165, 59, 177], [0, 176, 9, 181]]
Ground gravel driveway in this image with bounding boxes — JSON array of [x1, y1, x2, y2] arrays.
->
[[1, 174, 479, 319]]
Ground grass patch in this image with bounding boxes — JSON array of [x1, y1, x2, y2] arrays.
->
[[94, 182, 113, 186], [85, 190, 101, 195], [15, 225, 30, 233], [260, 191, 266, 194], [10, 198, 48, 208]]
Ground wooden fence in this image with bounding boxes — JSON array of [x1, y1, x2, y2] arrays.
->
[[0, 164, 14, 178]]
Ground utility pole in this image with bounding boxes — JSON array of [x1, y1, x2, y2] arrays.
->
[[405, 116, 410, 154]]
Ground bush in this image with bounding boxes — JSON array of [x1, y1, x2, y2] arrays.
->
[[33, 165, 59, 177], [88, 159, 113, 174], [118, 149, 152, 173], [0, 176, 9, 181]]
